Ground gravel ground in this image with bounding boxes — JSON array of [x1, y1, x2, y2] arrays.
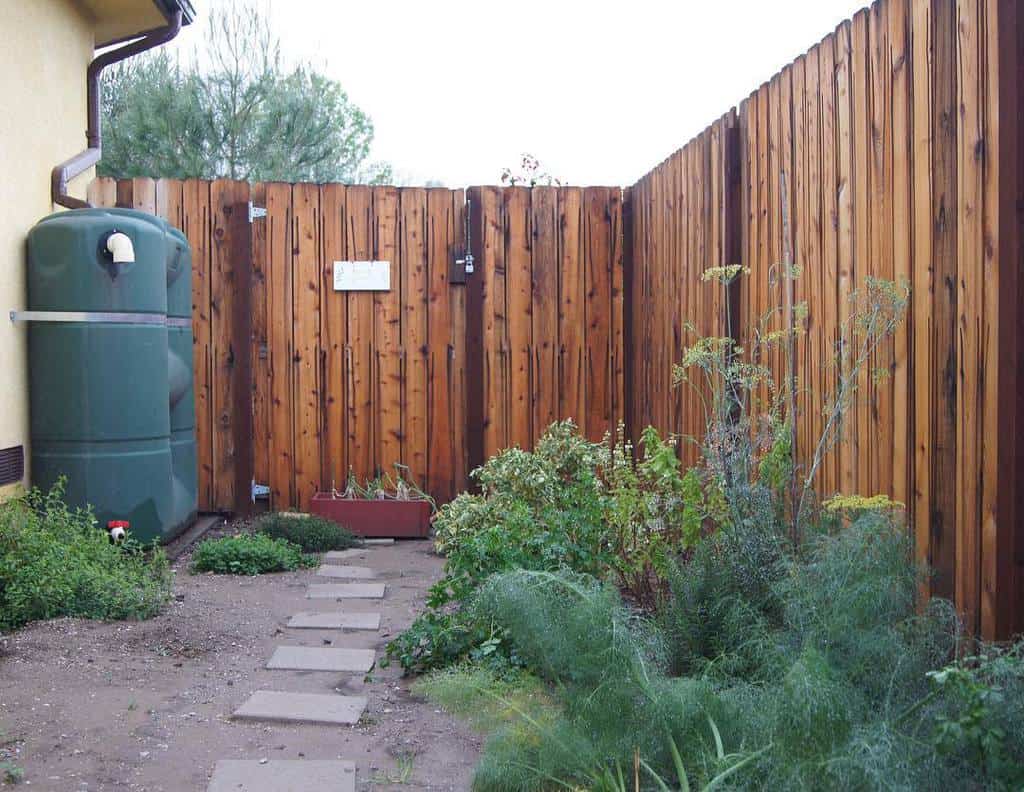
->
[[0, 533, 479, 791]]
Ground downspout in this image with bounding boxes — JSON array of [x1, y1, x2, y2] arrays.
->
[[51, 10, 183, 210]]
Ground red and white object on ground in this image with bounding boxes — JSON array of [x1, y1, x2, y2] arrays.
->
[[106, 520, 129, 543]]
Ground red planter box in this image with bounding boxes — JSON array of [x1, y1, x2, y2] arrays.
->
[[309, 494, 432, 539]]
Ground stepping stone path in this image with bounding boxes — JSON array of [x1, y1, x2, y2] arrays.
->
[[306, 582, 385, 599], [315, 564, 376, 579], [233, 690, 367, 725], [208, 760, 356, 792], [208, 542, 391, 791], [266, 646, 376, 673], [287, 611, 380, 630]]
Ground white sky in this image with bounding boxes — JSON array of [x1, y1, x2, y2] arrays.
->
[[176, 0, 869, 187]]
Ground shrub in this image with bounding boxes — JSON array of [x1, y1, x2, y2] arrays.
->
[[255, 513, 357, 553], [387, 420, 710, 674], [434, 528, 1024, 792], [0, 483, 172, 632], [189, 533, 315, 575]]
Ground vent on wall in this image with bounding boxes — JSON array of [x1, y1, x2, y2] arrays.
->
[[0, 446, 25, 486]]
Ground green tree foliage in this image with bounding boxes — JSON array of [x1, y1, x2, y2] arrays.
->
[[99, 1, 391, 183]]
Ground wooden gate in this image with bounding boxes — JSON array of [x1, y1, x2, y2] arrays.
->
[[88, 178, 626, 513]]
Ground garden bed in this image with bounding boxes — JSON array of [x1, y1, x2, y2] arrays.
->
[[0, 531, 479, 790]]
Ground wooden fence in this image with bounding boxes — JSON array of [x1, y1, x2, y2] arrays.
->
[[628, 0, 1023, 639], [87, 178, 625, 513], [85, 0, 1021, 639]]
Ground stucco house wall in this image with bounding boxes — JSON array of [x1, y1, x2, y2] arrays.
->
[[0, 0, 95, 497]]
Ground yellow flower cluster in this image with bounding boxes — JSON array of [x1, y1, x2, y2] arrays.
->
[[822, 493, 905, 512]]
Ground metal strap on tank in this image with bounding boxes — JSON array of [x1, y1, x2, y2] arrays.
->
[[9, 310, 174, 326]]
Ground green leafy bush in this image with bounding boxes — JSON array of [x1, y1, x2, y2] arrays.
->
[[256, 513, 357, 553], [190, 533, 315, 575], [387, 420, 709, 674], [0, 483, 172, 632]]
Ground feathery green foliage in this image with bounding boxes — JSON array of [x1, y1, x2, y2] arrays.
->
[[0, 482, 171, 632], [419, 512, 1024, 791]]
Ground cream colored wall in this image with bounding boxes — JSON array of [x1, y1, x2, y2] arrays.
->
[[0, 0, 95, 495]]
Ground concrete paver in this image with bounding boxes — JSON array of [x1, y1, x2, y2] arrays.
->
[[208, 760, 356, 792], [315, 565, 376, 580], [232, 690, 367, 725], [306, 583, 385, 600], [287, 611, 380, 630], [266, 646, 375, 673]]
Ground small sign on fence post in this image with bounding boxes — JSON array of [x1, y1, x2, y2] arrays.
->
[[333, 260, 391, 291]]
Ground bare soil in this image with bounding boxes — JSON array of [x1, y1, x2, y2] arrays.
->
[[0, 533, 479, 791]]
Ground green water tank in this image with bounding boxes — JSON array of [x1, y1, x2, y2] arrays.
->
[[25, 208, 194, 543], [166, 225, 198, 534]]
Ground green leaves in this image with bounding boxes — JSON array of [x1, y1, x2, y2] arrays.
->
[[0, 482, 171, 632], [189, 533, 315, 576], [255, 513, 357, 553]]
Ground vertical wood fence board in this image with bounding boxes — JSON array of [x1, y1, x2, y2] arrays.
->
[[345, 186, 374, 482], [292, 183, 321, 510], [955, 0, 984, 635], [505, 187, 533, 449], [319, 184, 348, 490], [890, 0, 913, 510], [835, 21, 858, 497], [531, 187, 560, 438], [250, 183, 270, 491], [558, 188, 586, 431], [584, 187, 613, 441], [373, 187, 403, 477], [400, 189, 429, 489], [450, 189, 469, 494], [209, 180, 250, 510], [426, 189, 458, 498], [266, 183, 295, 509]]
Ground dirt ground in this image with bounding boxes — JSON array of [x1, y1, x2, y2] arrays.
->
[[0, 530, 480, 791]]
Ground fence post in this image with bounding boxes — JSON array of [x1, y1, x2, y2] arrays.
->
[[229, 195, 254, 517], [621, 186, 634, 447], [993, 0, 1024, 638], [464, 188, 485, 484], [723, 114, 744, 348]]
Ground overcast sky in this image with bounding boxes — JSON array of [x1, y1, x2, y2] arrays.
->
[[177, 0, 869, 187]]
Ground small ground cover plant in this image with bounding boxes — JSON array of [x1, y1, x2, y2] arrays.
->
[[189, 533, 315, 575], [0, 482, 171, 632], [255, 512, 358, 553]]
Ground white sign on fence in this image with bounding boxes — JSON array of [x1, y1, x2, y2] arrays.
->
[[333, 260, 391, 291]]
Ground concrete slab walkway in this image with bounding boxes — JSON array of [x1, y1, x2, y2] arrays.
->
[[266, 646, 376, 673], [233, 690, 368, 725], [208, 760, 356, 792]]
